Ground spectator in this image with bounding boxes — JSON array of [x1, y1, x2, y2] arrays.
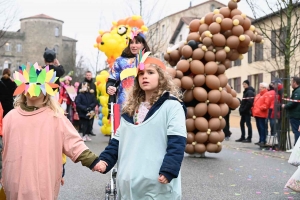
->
[[252, 82, 270, 146], [59, 76, 74, 121], [282, 77, 300, 152], [78, 71, 97, 136], [236, 80, 255, 143], [0, 68, 17, 117], [265, 83, 276, 137]]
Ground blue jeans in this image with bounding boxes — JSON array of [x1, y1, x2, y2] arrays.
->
[[266, 109, 275, 136], [289, 118, 300, 145], [255, 117, 266, 143]]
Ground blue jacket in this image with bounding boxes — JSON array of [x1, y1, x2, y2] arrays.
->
[[75, 92, 97, 119], [99, 92, 187, 182]]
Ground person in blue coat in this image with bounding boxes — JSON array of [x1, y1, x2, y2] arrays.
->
[[75, 82, 97, 141], [95, 56, 187, 199]]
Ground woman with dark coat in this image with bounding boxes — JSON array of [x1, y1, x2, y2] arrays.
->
[[0, 68, 17, 116]]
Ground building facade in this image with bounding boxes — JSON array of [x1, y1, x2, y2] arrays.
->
[[0, 14, 77, 74]]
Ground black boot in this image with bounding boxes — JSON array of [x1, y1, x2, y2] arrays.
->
[[242, 139, 252, 143], [235, 138, 245, 142]]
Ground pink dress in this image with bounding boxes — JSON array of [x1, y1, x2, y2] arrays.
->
[[2, 107, 88, 200]]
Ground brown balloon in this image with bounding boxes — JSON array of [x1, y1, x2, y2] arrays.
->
[[255, 35, 263, 43], [176, 70, 184, 79], [183, 89, 194, 102], [195, 117, 208, 132], [221, 18, 233, 31], [206, 75, 220, 89], [169, 50, 181, 62], [187, 32, 201, 42], [206, 143, 218, 153], [195, 143, 206, 154], [187, 132, 195, 144], [168, 60, 177, 67], [166, 67, 176, 78], [219, 118, 226, 129], [193, 74, 206, 87], [177, 60, 190, 73], [194, 102, 208, 117], [192, 48, 205, 60], [190, 60, 205, 75], [230, 9, 242, 18], [205, 61, 218, 75], [204, 12, 214, 25], [216, 64, 226, 75], [218, 130, 225, 142], [215, 49, 227, 62], [244, 30, 254, 40], [219, 7, 231, 18], [239, 34, 251, 47], [182, 45, 193, 58], [199, 24, 209, 35], [228, 49, 240, 61], [242, 18, 251, 31], [208, 118, 221, 131], [212, 33, 226, 47], [202, 37, 213, 47], [226, 35, 240, 49], [204, 51, 216, 62], [195, 132, 209, 143], [215, 144, 222, 153], [193, 87, 208, 102], [219, 103, 229, 116], [229, 97, 240, 109], [225, 84, 232, 93], [208, 90, 221, 103], [218, 74, 228, 87], [209, 22, 221, 35], [186, 118, 195, 132], [223, 30, 233, 39], [222, 59, 232, 69], [213, 14, 224, 22], [219, 89, 229, 104], [185, 144, 195, 154], [208, 104, 221, 118], [228, 1, 238, 10], [189, 19, 201, 32], [181, 76, 194, 90], [225, 94, 233, 105], [164, 53, 170, 61], [232, 15, 245, 26], [173, 78, 181, 88], [232, 25, 244, 36], [209, 131, 221, 143], [186, 107, 195, 118]]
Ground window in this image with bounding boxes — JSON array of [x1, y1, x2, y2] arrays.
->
[[249, 73, 263, 92], [210, 4, 215, 11], [16, 44, 22, 52], [254, 43, 263, 61], [54, 45, 59, 54], [271, 30, 276, 58], [234, 59, 241, 66], [233, 77, 241, 93], [16, 60, 21, 67], [248, 46, 252, 63], [5, 43, 11, 51], [4, 60, 11, 69], [279, 27, 286, 56], [161, 25, 165, 38], [55, 27, 59, 37], [271, 69, 285, 81], [271, 27, 286, 58]]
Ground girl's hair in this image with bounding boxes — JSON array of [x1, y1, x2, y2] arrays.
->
[[122, 64, 182, 116], [14, 93, 64, 116], [2, 68, 11, 79], [122, 34, 150, 57]]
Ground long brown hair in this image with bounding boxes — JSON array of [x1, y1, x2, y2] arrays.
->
[[122, 64, 182, 116], [122, 34, 150, 57], [2, 68, 11, 79]]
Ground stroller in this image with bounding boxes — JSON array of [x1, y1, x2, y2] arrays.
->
[[105, 95, 120, 200]]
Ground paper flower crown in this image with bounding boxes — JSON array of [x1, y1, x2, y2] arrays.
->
[[120, 51, 166, 81], [13, 63, 59, 97]]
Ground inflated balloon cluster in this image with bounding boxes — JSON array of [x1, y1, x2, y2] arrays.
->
[[164, 0, 263, 155]]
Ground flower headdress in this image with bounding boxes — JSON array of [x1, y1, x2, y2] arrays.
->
[[13, 62, 59, 97], [120, 51, 166, 81]]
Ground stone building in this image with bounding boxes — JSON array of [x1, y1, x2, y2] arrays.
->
[[0, 14, 77, 74]]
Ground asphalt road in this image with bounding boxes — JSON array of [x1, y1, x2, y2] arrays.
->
[[58, 122, 300, 200]]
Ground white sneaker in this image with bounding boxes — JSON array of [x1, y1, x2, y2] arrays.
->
[[286, 148, 293, 153], [82, 136, 87, 142], [86, 135, 92, 141]]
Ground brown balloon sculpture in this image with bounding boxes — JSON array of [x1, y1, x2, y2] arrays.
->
[[164, 0, 263, 156]]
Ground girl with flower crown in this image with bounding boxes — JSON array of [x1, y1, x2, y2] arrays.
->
[[98, 56, 187, 199], [1, 64, 105, 199]]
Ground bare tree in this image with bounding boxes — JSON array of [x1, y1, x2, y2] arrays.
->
[[0, 0, 18, 47], [246, 0, 300, 150]]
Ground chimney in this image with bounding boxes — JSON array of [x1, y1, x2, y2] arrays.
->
[[190, 1, 192, 7]]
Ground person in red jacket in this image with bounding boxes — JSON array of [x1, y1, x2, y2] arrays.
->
[[265, 83, 276, 136], [252, 82, 271, 146]]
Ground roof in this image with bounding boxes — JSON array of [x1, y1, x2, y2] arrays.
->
[[20, 14, 64, 23], [169, 17, 199, 44], [149, 0, 225, 27], [62, 36, 77, 42]]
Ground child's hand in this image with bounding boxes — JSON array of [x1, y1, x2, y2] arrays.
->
[[93, 160, 108, 173], [158, 174, 169, 184]]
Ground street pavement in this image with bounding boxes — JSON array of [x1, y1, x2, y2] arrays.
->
[[59, 114, 300, 200]]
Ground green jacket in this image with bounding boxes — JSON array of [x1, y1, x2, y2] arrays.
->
[[285, 86, 300, 119]]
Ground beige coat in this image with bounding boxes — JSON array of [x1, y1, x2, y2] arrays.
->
[[2, 107, 88, 200]]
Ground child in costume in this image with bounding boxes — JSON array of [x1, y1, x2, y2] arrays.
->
[[1, 64, 104, 200], [59, 75, 75, 121], [99, 55, 187, 199], [106, 29, 150, 107]]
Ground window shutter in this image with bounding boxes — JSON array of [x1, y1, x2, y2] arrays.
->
[[271, 30, 276, 58], [248, 47, 252, 63], [258, 73, 263, 83], [237, 77, 241, 93], [248, 75, 252, 86]]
